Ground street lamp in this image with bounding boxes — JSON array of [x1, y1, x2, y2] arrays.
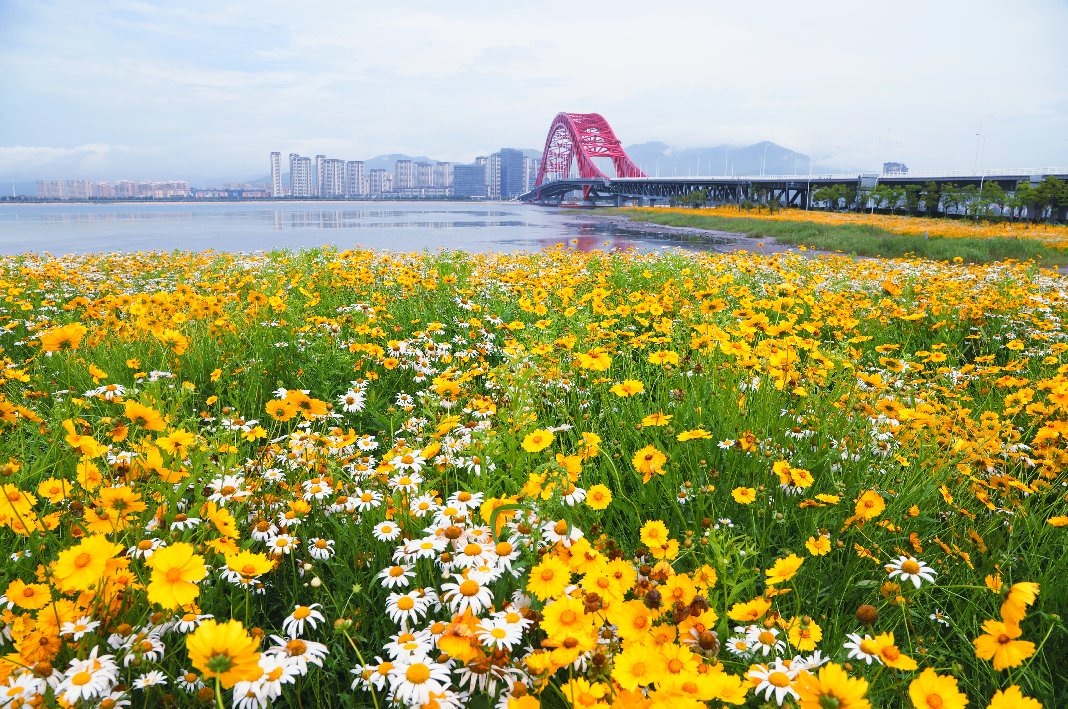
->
[[723, 148, 731, 177], [761, 143, 769, 177]]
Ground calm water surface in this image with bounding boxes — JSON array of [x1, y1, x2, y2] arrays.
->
[[0, 201, 718, 255]]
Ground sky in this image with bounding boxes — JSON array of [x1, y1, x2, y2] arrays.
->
[[2, 0, 1067, 183]]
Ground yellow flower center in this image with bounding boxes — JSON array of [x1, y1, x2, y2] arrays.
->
[[166, 567, 184, 583], [463, 543, 482, 556], [397, 597, 415, 610], [70, 671, 93, 687], [759, 631, 776, 645], [902, 560, 921, 575], [925, 695, 944, 709], [293, 606, 311, 619], [768, 671, 791, 687], [405, 663, 431, 684], [74, 553, 92, 568], [458, 580, 480, 597]]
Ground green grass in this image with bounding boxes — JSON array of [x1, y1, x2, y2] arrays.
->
[[601, 208, 1068, 266]]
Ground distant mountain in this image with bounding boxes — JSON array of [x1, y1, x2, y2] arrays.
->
[[623, 141, 844, 177]]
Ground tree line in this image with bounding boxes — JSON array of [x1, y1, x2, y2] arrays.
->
[[810, 176, 1068, 223]]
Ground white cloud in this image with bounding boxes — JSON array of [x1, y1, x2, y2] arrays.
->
[[1, 0, 1066, 178]]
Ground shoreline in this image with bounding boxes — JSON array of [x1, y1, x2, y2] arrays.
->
[[580, 212, 836, 257]]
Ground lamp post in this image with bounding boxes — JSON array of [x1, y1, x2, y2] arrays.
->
[[724, 148, 731, 177], [761, 143, 769, 177]]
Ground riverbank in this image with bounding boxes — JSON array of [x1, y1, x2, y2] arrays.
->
[[596, 207, 1068, 267], [583, 212, 839, 258]]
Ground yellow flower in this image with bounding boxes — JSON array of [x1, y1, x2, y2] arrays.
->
[[765, 554, 804, 585], [639, 520, 670, 548], [521, 429, 554, 453], [52, 534, 123, 593], [226, 550, 275, 580], [147, 542, 207, 609], [647, 350, 680, 366], [576, 347, 612, 371], [787, 616, 822, 651], [526, 555, 571, 602], [805, 535, 831, 556], [987, 685, 1042, 709], [631, 445, 667, 483], [676, 428, 712, 441], [540, 596, 595, 642], [973, 619, 1035, 670], [4, 579, 52, 610], [585, 484, 612, 510], [186, 619, 262, 689], [609, 379, 645, 397], [732, 487, 757, 504], [1000, 582, 1039, 625], [39, 322, 87, 352], [727, 596, 771, 622], [640, 412, 672, 427], [908, 668, 969, 709], [854, 490, 885, 520], [124, 400, 166, 431], [1048, 515, 1068, 527], [611, 645, 666, 691], [795, 662, 870, 709], [872, 631, 918, 670]]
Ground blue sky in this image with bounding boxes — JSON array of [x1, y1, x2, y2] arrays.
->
[[2, 0, 1067, 182]]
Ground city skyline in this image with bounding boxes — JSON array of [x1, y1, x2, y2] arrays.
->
[[2, 1, 1067, 183]]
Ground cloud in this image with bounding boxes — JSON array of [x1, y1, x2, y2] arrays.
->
[[0, 144, 158, 180]]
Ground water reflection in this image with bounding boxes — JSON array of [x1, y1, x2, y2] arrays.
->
[[0, 202, 731, 256]]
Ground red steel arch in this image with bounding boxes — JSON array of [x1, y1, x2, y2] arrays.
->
[[534, 113, 646, 187]]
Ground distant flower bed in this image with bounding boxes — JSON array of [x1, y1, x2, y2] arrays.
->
[[641, 206, 1068, 248]]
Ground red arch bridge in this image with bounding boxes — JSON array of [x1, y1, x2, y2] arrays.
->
[[519, 112, 1068, 207]]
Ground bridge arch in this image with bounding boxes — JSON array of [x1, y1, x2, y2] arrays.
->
[[534, 113, 646, 188]]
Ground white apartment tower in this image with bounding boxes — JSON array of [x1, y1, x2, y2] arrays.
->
[[315, 154, 326, 196], [414, 161, 433, 188], [319, 159, 345, 198], [289, 153, 313, 197], [433, 162, 452, 189], [394, 160, 413, 191], [345, 161, 366, 196], [269, 152, 283, 197]]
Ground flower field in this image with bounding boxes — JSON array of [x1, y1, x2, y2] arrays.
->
[[0, 245, 1065, 708], [631, 207, 1068, 249]]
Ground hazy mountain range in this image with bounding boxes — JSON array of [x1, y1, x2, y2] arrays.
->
[[7, 142, 852, 195]]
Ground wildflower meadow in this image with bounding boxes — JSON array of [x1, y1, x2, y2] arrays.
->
[[0, 245, 1064, 708]]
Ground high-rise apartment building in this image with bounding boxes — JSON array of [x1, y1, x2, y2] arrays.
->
[[320, 159, 346, 198], [345, 161, 366, 196], [485, 154, 501, 199], [414, 162, 433, 188], [369, 169, 393, 194], [269, 152, 282, 197], [289, 153, 313, 197], [433, 162, 452, 189], [499, 148, 526, 200], [524, 157, 541, 192], [452, 164, 485, 198], [315, 155, 326, 196], [394, 160, 413, 191]]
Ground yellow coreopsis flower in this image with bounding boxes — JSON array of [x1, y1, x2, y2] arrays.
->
[[52, 534, 123, 593], [987, 685, 1042, 709], [631, 444, 667, 483], [609, 379, 645, 397], [146, 542, 208, 609], [908, 668, 968, 709], [765, 554, 804, 585], [973, 619, 1035, 670], [39, 322, 87, 352], [1000, 582, 1039, 625], [186, 619, 262, 689], [521, 429, 554, 453], [795, 662, 870, 709]]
